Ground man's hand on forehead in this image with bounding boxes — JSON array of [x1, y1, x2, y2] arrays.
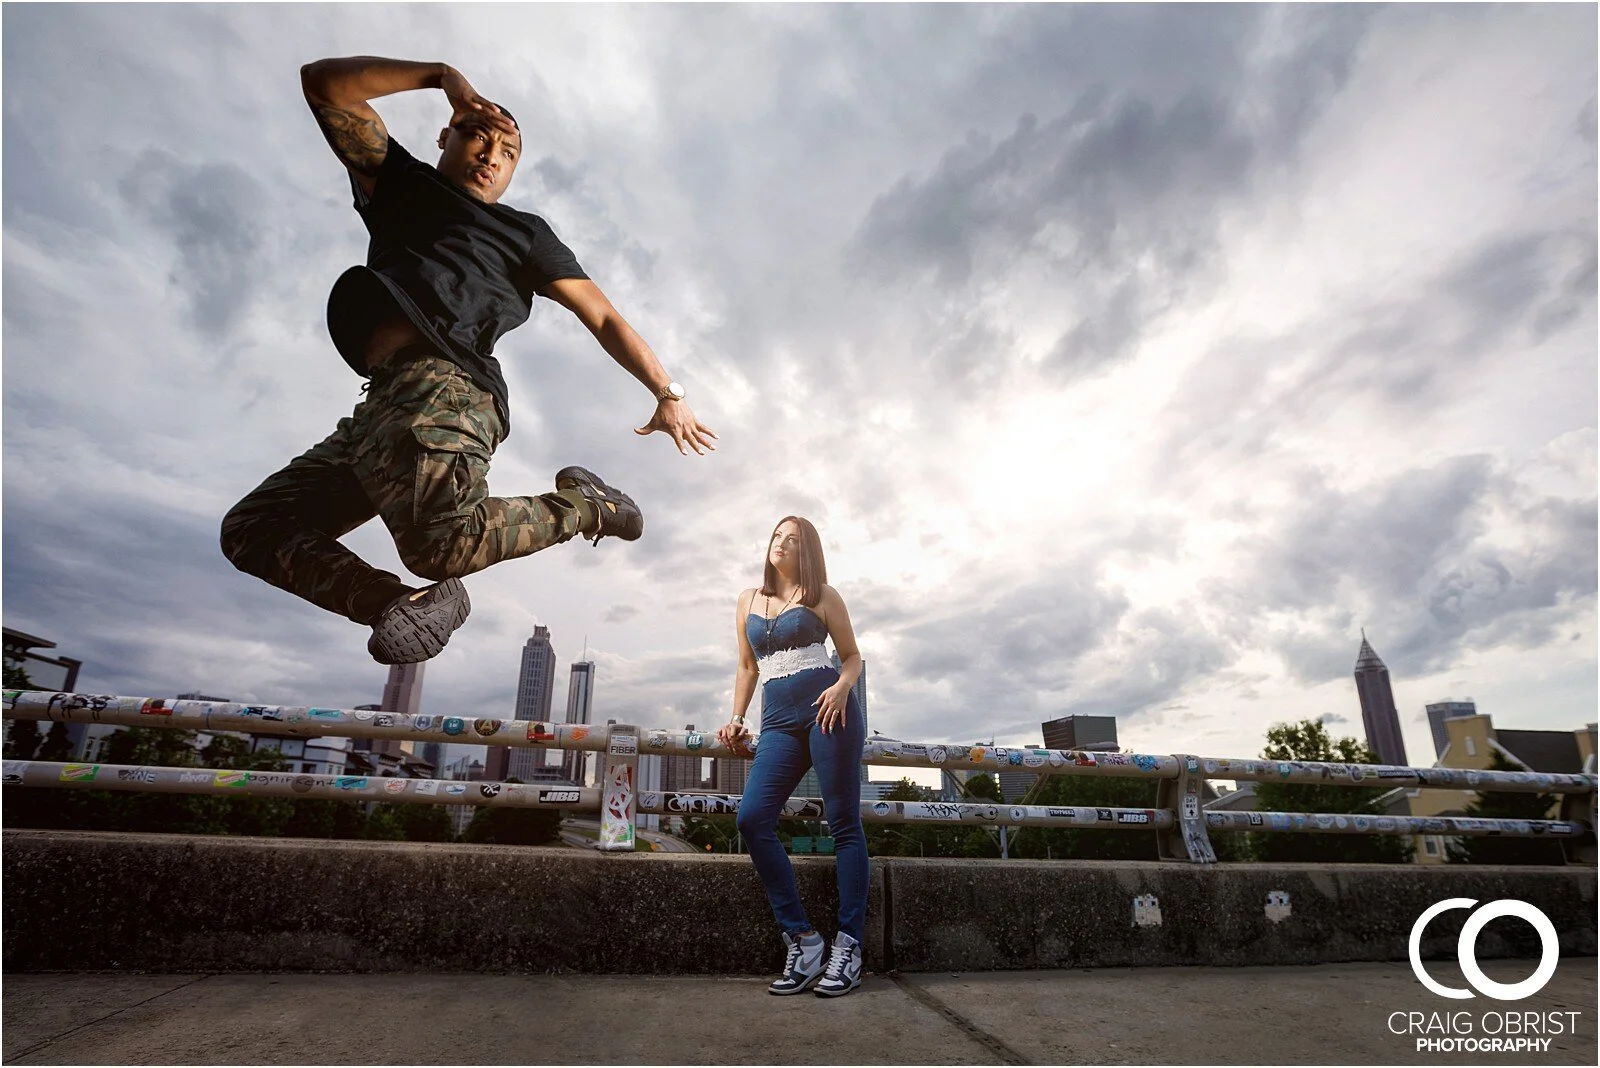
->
[[455, 112, 520, 145], [439, 66, 519, 139]]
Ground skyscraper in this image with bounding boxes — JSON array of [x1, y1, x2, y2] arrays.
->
[[509, 626, 559, 781], [714, 756, 750, 795], [369, 666, 422, 761], [515, 627, 558, 721], [417, 741, 444, 776], [562, 661, 596, 785], [1354, 632, 1408, 767], [1426, 699, 1478, 758], [1041, 715, 1118, 751], [637, 753, 662, 832], [661, 724, 703, 791], [998, 767, 1038, 802], [483, 744, 511, 782], [381, 663, 425, 718], [794, 767, 821, 799]]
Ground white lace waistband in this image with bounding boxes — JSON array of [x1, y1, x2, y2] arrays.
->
[[758, 642, 832, 684]]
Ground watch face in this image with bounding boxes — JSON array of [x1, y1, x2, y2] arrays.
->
[[667, 382, 686, 399]]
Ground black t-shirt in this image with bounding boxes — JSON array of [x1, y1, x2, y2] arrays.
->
[[326, 138, 588, 436]]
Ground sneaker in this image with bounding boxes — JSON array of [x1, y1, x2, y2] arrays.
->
[[366, 578, 471, 664], [767, 931, 826, 995], [814, 931, 862, 998], [555, 466, 644, 545]]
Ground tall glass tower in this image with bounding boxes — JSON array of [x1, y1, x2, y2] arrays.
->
[[562, 661, 596, 785], [1354, 632, 1408, 767], [510, 626, 558, 781]]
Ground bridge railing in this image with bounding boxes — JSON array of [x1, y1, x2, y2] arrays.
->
[[3, 690, 1593, 862]]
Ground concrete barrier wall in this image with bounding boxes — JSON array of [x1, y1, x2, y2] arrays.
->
[[884, 857, 1596, 971], [3, 830, 1593, 974]]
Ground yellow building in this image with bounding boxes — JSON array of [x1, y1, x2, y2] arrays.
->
[[1393, 714, 1596, 863]]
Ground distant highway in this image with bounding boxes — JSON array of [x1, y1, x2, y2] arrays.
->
[[561, 816, 697, 853]]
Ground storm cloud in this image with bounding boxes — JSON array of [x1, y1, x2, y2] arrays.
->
[[2, 4, 1593, 773]]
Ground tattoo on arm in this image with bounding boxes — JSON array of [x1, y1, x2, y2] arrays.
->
[[312, 104, 388, 177]]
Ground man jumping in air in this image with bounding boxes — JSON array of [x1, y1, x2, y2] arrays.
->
[[221, 56, 715, 664]]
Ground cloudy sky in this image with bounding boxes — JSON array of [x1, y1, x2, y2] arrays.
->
[[3, 4, 1595, 777]]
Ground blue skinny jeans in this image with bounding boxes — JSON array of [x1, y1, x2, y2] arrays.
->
[[735, 667, 868, 943]]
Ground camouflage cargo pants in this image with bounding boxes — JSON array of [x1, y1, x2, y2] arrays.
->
[[220, 352, 586, 623]]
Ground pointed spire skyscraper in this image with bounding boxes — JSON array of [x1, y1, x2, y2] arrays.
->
[[1353, 630, 1408, 767]]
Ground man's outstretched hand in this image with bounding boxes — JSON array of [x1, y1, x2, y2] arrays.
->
[[637, 400, 717, 456], [440, 65, 518, 137]]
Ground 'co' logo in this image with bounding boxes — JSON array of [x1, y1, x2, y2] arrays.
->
[[1408, 898, 1559, 1001]]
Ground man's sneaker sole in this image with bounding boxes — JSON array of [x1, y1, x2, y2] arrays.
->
[[367, 578, 471, 664]]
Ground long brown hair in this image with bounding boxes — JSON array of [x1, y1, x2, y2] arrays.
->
[[759, 516, 826, 608]]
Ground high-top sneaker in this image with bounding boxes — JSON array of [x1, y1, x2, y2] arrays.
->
[[767, 931, 826, 995], [554, 466, 643, 545], [814, 931, 862, 998]]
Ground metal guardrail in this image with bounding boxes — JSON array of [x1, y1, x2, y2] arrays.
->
[[3, 690, 1594, 862], [0, 759, 1176, 830], [1202, 808, 1585, 840]]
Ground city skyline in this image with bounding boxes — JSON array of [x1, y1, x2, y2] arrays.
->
[[2, 5, 1592, 772], [509, 626, 558, 782]]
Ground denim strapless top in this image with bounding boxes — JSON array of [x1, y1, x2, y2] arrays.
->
[[746, 605, 828, 659]]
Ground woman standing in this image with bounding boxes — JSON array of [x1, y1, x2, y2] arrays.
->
[[717, 516, 867, 997]]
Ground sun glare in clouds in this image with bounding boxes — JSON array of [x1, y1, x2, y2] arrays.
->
[[1, 4, 1591, 772]]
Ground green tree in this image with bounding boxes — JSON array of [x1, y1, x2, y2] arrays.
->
[[363, 805, 407, 841], [4, 719, 42, 759], [681, 813, 740, 852], [99, 725, 270, 831], [1247, 720, 1412, 863], [281, 799, 368, 839], [864, 778, 987, 858], [1009, 770, 1162, 861], [3, 656, 35, 690], [4, 726, 205, 833], [391, 800, 455, 842], [461, 780, 561, 845], [2, 659, 43, 759], [104, 726, 203, 768], [1446, 753, 1566, 866], [964, 773, 1001, 801], [213, 747, 295, 838], [35, 721, 73, 762]]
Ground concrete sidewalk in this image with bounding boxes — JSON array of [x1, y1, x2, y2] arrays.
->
[[3, 959, 1594, 1065]]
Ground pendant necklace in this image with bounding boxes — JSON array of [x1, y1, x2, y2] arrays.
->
[[764, 586, 802, 648]]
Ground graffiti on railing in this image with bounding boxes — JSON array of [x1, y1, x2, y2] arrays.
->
[[1204, 810, 1585, 838], [4, 691, 1596, 865], [5, 691, 1594, 796]]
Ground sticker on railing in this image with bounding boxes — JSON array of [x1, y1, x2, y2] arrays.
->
[[1133, 894, 1162, 927], [1266, 890, 1291, 923]]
